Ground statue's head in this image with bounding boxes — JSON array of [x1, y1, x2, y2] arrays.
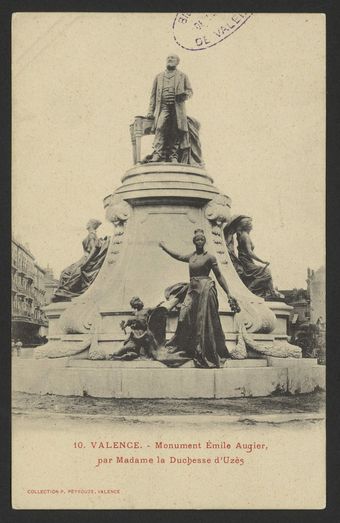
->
[[86, 218, 102, 231], [224, 215, 252, 239], [166, 54, 180, 69], [239, 217, 253, 232], [193, 228, 206, 248], [130, 296, 144, 311]]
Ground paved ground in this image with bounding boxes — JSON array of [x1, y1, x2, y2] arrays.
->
[[12, 390, 325, 424]]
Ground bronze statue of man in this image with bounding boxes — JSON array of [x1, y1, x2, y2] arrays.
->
[[146, 54, 193, 163]]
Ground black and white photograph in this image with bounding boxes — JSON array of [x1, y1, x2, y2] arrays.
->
[[11, 12, 325, 509]]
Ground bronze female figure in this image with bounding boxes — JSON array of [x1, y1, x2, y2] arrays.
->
[[159, 229, 237, 368]]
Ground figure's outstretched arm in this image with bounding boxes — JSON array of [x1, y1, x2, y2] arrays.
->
[[251, 253, 269, 265], [159, 241, 191, 263]]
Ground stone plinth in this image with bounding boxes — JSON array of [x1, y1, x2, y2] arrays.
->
[[267, 357, 318, 367], [43, 302, 70, 337], [267, 301, 293, 335], [267, 357, 325, 394], [113, 163, 220, 202], [39, 162, 280, 363], [99, 163, 230, 312], [13, 358, 325, 399], [224, 359, 268, 368]]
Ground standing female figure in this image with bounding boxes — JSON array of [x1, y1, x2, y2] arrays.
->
[[159, 229, 235, 368]]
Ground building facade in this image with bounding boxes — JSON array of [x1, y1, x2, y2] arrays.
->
[[11, 238, 48, 345], [280, 266, 325, 360], [307, 266, 325, 324], [280, 265, 326, 328]]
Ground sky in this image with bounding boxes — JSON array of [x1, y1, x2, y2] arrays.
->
[[12, 13, 325, 289]]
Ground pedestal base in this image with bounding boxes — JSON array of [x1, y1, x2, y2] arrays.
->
[[43, 162, 280, 361], [13, 357, 325, 398]]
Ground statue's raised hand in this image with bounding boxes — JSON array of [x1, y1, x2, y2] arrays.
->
[[146, 113, 154, 119]]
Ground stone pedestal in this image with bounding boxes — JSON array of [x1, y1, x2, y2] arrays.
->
[[268, 301, 293, 335], [43, 302, 69, 337], [40, 163, 280, 359], [12, 357, 325, 398]]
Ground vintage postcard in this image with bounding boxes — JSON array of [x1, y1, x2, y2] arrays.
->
[[12, 12, 325, 509]]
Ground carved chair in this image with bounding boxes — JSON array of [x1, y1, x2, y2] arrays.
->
[[129, 116, 154, 164]]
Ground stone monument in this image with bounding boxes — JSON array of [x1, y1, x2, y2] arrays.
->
[[13, 55, 325, 397]]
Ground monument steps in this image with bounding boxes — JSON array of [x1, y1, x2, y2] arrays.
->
[[13, 357, 325, 399]]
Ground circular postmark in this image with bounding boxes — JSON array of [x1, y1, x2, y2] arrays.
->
[[173, 13, 253, 51]]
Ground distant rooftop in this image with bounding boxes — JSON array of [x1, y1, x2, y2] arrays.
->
[[12, 236, 35, 259], [12, 235, 49, 274]]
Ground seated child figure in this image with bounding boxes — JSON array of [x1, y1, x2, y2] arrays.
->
[[112, 296, 157, 360]]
